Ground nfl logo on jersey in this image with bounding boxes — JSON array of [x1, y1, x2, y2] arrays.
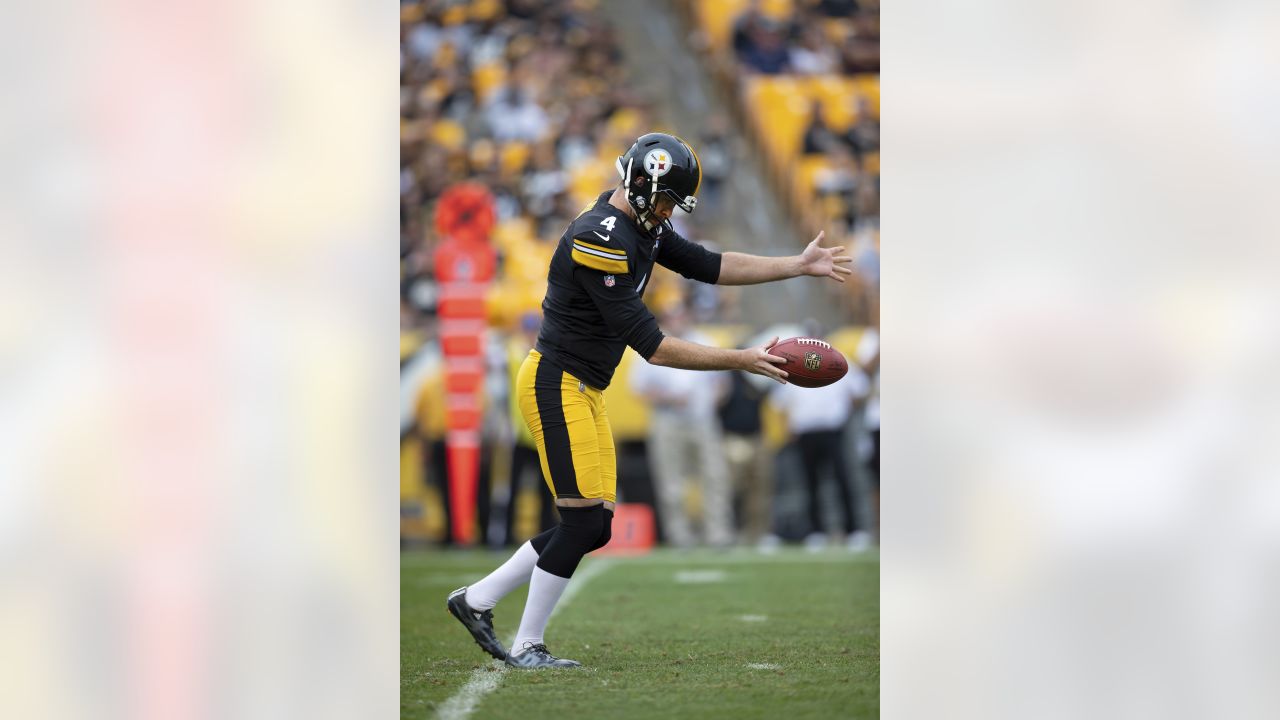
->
[[603, 275, 615, 287]]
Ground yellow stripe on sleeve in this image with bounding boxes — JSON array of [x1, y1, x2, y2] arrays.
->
[[572, 239, 627, 257], [571, 248, 629, 274]]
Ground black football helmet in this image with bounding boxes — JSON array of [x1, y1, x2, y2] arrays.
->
[[615, 132, 701, 232]]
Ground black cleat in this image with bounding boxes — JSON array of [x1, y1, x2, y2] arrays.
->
[[504, 642, 582, 669], [446, 587, 506, 661]]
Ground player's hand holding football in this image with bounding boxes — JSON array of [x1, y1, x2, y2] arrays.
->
[[797, 230, 854, 283], [739, 336, 789, 384]]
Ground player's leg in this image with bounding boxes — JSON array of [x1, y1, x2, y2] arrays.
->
[[868, 428, 880, 544], [828, 427, 868, 550], [507, 367, 609, 667], [590, 396, 616, 552], [649, 415, 695, 547], [723, 432, 749, 540], [534, 445, 560, 536], [697, 421, 735, 547], [797, 431, 826, 548], [738, 434, 767, 542], [825, 429, 853, 532]]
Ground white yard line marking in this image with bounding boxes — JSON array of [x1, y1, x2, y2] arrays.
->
[[674, 569, 727, 584], [434, 665, 504, 720], [436, 558, 615, 720], [746, 663, 781, 671], [737, 614, 768, 622]]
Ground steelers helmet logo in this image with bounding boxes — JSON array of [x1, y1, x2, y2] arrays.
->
[[804, 352, 821, 371], [643, 148, 673, 178]]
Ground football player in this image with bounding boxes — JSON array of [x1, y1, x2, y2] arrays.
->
[[448, 132, 852, 668]]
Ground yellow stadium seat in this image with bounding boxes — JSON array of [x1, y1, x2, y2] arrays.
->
[[469, 0, 502, 22], [855, 74, 879, 118], [697, 0, 795, 54], [698, 0, 745, 53], [762, 0, 795, 20], [746, 77, 810, 166], [820, 193, 846, 220], [471, 62, 506, 102], [441, 5, 467, 25], [400, 4, 423, 24], [807, 76, 859, 132], [570, 162, 612, 209], [606, 107, 645, 143], [822, 18, 854, 44], [430, 119, 466, 151], [499, 142, 531, 176], [432, 42, 458, 70], [862, 151, 879, 176]]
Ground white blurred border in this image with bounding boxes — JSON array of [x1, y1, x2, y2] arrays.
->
[[884, 1, 1280, 718], [1, 1, 397, 718]]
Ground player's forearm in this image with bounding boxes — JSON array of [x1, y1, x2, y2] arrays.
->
[[647, 336, 745, 372], [716, 252, 802, 286]]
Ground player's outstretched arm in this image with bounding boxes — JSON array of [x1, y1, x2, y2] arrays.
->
[[648, 335, 789, 383], [716, 230, 854, 286]]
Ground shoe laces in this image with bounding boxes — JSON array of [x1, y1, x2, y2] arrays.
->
[[520, 642, 553, 658]]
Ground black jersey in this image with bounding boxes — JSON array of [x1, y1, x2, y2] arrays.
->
[[534, 191, 722, 390]]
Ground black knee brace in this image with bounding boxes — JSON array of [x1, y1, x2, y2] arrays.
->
[[531, 508, 611, 554], [529, 526, 557, 554], [589, 509, 614, 552], [535, 505, 605, 579]]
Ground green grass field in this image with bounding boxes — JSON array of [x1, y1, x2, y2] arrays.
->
[[402, 547, 879, 720]]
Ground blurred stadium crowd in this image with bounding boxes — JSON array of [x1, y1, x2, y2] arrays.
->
[[401, 0, 879, 551], [696, 0, 881, 286]]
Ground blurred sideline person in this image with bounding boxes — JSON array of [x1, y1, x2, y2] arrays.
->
[[864, 368, 879, 543], [630, 305, 732, 548], [717, 361, 776, 548], [446, 132, 854, 669], [857, 330, 880, 543], [771, 361, 871, 551]]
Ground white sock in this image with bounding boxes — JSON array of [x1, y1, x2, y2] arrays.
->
[[511, 566, 571, 654], [465, 542, 539, 611]]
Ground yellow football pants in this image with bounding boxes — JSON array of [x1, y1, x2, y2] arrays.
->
[[515, 350, 617, 503]]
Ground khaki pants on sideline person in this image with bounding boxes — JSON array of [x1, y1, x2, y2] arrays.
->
[[647, 410, 733, 547], [723, 432, 772, 544]]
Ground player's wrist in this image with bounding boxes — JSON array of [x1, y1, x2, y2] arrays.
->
[[789, 254, 806, 278]]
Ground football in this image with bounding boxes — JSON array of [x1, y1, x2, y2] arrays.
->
[[769, 337, 849, 388]]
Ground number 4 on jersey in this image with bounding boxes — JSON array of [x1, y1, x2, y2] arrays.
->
[[599, 216, 616, 232]]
